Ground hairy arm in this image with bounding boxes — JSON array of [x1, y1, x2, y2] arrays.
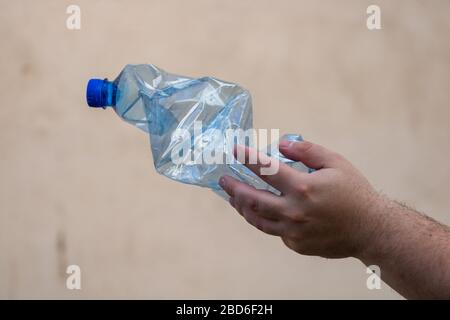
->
[[358, 196, 450, 299], [219, 140, 450, 299]]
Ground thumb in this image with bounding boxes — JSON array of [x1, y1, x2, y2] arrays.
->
[[279, 140, 341, 170]]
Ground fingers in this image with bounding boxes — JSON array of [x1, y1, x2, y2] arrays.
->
[[219, 175, 286, 236], [233, 144, 308, 194], [219, 175, 284, 220], [279, 140, 341, 169], [238, 205, 285, 236]]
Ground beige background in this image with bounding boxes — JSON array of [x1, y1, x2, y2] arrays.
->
[[1, 0, 449, 299]]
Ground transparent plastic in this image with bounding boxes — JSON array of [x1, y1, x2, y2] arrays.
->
[[90, 64, 311, 198]]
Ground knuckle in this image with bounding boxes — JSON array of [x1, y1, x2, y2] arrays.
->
[[293, 183, 310, 196], [282, 237, 298, 250], [237, 189, 260, 212], [287, 211, 305, 223], [330, 151, 345, 163], [247, 198, 259, 212], [255, 220, 272, 234], [243, 197, 259, 214], [255, 222, 264, 232], [282, 237, 310, 255]]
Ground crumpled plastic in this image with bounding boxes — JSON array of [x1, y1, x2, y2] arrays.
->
[[111, 64, 310, 198]]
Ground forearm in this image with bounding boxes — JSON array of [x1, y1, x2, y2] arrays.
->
[[357, 195, 450, 299]]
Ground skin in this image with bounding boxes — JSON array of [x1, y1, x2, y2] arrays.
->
[[219, 140, 450, 299]]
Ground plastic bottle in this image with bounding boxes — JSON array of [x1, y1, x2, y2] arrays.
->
[[86, 64, 310, 198]]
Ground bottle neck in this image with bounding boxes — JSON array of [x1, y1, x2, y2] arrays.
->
[[104, 80, 117, 107]]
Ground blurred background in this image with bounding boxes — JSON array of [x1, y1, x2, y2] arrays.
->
[[1, 0, 449, 299]]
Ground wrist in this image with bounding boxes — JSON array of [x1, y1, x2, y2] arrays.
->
[[353, 192, 392, 263]]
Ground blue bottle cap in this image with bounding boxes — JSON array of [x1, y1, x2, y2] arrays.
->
[[86, 78, 108, 108]]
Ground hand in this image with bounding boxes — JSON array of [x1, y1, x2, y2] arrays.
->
[[219, 140, 381, 259]]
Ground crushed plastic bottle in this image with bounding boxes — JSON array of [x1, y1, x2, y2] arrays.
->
[[86, 64, 311, 199]]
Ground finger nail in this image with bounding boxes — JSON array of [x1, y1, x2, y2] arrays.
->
[[219, 176, 226, 188]]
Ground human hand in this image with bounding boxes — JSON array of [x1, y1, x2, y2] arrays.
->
[[219, 140, 381, 259]]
